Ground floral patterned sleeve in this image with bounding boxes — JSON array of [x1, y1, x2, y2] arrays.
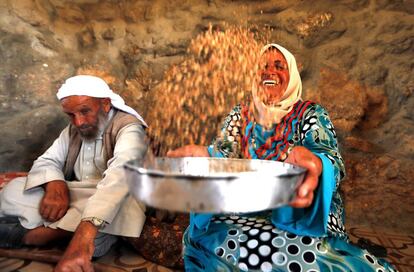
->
[[299, 104, 346, 191], [207, 105, 243, 158]]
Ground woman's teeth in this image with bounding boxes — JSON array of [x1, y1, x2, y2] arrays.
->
[[263, 79, 279, 86]]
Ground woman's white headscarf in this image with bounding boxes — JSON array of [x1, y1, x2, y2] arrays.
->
[[57, 75, 147, 127], [252, 43, 302, 127]]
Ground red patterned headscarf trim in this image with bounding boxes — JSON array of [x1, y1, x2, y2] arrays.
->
[[241, 100, 314, 160]]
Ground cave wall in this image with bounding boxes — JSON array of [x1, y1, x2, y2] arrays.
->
[[0, 0, 413, 232]]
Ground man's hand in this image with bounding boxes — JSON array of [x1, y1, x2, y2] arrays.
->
[[54, 221, 97, 272], [285, 146, 322, 208], [40, 180, 69, 222], [166, 145, 209, 157]]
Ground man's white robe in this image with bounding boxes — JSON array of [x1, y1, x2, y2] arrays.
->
[[0, 110, 147, 237]]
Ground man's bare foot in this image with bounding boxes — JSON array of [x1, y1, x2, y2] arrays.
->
[[23, 226, 71, 246]]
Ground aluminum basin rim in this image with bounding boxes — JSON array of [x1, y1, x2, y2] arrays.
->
[[124, 163, 306, 180]]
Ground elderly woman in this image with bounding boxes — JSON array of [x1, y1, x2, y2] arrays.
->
[[168, 44, 396, 271]]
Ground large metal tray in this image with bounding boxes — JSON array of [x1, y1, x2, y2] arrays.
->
[[124, 157, 306, 213]]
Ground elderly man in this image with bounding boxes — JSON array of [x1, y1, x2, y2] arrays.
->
[[0, 75, 148, 271]]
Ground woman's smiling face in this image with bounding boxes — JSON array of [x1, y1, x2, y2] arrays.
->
[[257, 47, 290, 105]]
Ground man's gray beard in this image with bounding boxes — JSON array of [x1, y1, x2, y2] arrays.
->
[[78, 108, 108, 141]]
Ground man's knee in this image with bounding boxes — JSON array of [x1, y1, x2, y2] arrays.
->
[[1, 177, 27, 205], [93, 233, 118, 258], [0, 177, 44, 229]]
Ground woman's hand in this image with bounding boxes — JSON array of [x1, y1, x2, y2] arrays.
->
[[285, 146, 322, 208], [166, 145, 209, 157]]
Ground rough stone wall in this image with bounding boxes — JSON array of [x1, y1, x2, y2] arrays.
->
[[0, 0, 412, 232]]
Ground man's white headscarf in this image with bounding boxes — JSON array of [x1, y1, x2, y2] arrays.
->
[[252, 43, 302, 127], [57, 75, 147, 127]]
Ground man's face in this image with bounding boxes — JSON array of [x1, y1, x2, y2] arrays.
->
[[256, 48, 290, 105], [61, 96, 110, 140]]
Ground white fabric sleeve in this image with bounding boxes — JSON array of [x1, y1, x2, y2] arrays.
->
[[25, 126, 70, 190], [81, 123, 147, 224]]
